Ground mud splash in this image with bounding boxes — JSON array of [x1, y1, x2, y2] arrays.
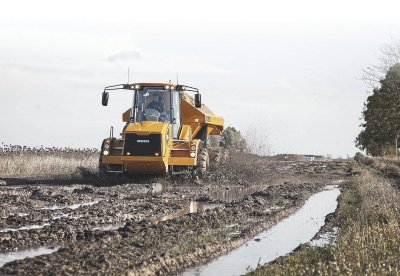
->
[[0, 246, 59, 268], [182, 186, 341, 276]]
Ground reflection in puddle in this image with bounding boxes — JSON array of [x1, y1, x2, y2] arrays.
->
[[182, 187, 341, 276], [208, 185, 269, 202], [0, 223, 50, 233], [39, 200, 101, 211], [0, 246, 59, 268], [151, 200, 221, 224]]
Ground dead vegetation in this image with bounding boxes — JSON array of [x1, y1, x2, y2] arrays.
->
[[250, 160, 400, 275], [354, 152, 400, 179], [0, 145, 98, 179]]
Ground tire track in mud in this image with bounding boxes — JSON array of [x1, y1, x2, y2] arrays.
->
[[0, 193, 182, 252], [0, 155, 351, 274]]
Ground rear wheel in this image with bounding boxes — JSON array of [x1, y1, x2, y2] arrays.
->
[[192, 145, 209, 179], [198, 147, 209, 174]]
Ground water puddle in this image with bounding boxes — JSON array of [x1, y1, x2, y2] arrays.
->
[[0, 246, 59, 268], [39, 200, 101, 210], [182, 187, 341, 276], [208, 185, 269, 202], [0, 223, 50, 233], [122, 183, 165, 200], [151, 200, 221, 224]]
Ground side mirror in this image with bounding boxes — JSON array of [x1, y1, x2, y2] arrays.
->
[[195, 93, 202, 108], [102, 91, 109, 106]]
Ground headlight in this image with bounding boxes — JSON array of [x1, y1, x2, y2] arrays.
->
[[190, 152, 196, 158], [103, 150, 109, 156], [190, 145, 196, 151], [104, 144, 110, 149]]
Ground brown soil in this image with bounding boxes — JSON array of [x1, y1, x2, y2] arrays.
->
[[0, 153, 351, 274]]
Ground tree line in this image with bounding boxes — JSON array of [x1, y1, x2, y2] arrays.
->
[[356, 40, 400, 156]]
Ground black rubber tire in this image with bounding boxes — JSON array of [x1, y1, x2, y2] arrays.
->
[[98, 161, 124, 184], [192, 144, 209, 179], [98, 161, 108, 177], [198, 147, 209, 174], [98, 142, 108, 179]]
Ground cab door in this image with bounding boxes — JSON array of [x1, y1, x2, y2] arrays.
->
[[172, 91, 181, 139]]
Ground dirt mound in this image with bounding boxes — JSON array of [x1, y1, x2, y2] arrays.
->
[[181, 92, 215, 116]]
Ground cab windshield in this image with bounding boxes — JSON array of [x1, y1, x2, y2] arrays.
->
[[134, 87, 171, 122]]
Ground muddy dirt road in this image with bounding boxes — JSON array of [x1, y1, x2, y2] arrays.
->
[[0, 153, 350, 274]]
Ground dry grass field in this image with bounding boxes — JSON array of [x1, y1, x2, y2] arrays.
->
[[250, 159, 400, 275], [0, 145, 98, 179]]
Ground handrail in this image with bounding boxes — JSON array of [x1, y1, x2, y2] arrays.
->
[[176, 85, 199, 93]]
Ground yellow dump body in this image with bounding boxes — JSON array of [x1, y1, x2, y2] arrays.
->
[[100, 83, 224, 175]]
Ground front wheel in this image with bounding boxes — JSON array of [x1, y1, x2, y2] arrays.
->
[[98, 162, 124, 184], [98, 161, 108, 178]]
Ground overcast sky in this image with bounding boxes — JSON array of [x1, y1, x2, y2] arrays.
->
[[1, 0, 400, 157]]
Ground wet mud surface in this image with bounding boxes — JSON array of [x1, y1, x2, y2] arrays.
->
[[0, 153, 351, 274]]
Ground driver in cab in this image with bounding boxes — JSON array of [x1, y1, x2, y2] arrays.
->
[[147, 94, 165, 113]]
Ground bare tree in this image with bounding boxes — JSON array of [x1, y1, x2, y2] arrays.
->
[[363, 38, 400, 88]]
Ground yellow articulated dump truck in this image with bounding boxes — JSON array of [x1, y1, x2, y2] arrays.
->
[[99, 82, 224, 177]]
